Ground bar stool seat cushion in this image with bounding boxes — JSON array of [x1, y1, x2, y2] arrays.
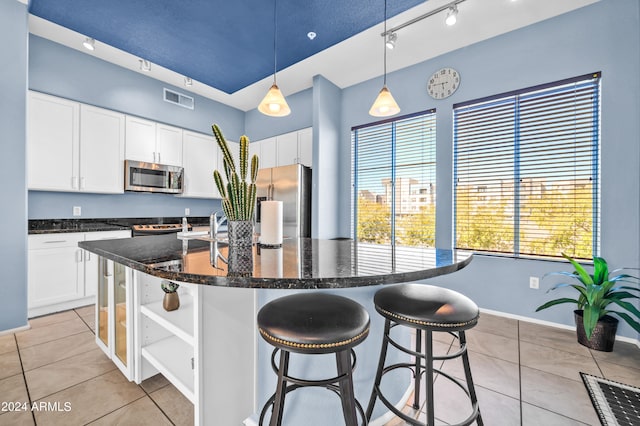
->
[[374, 284, 479, 331], [258, 293, 370, 354]]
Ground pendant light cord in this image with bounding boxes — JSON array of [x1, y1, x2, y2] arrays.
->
[[383, 0, 387, 86], [273, 0, 278, 84]]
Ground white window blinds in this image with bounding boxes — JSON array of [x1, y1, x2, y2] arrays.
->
[[352, 110, 437, 270], [454, 72, 601, 259]]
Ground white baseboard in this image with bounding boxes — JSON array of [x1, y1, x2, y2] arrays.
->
[[0, 324, 30, 336], [28, 296, 95, 319], [479, 308, 640, 349]]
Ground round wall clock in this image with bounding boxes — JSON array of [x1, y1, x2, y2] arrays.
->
[[427, 67, 460, 99]]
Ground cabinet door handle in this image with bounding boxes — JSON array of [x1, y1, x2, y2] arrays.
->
[[71, 176, 78, 189], [157, 152, 161, 163], [76, 249, 83, 263], [86, 250, 91, 261], [44, 240, 67, 244], [80, 177, 86, 190], [153, 152, 157, 163]]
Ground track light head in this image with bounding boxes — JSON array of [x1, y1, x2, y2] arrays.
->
[[184, 77, 193, 87], [385, 32, 397, 50], [139, 59, 151, 72], [82, 37, 95, 51], [445, 5, 458, 26]]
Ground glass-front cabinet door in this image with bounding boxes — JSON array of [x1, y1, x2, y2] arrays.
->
[[114, 262, 128, 366], [95, 256, 134, 380]]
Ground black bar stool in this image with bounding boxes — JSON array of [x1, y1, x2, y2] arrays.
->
[[257, 293, 370, 426], [366, 284, 483, 426]]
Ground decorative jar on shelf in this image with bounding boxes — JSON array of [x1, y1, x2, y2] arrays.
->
[[161, 280, 180, 312]]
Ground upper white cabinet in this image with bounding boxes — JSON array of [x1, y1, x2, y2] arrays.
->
[[28, 91, 125, 193], [253, 127, 313, 169], [181, 131, 219, 198], [28, 91, 79, 191], [80, 105, 125, 193], [125, 116, 183, 167]]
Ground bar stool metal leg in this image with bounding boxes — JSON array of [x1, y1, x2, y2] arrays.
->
[[413, 329, 422, 410], [336, 349, 359, 426], [459, 331, 483, 426], [269, 349, 290, 426], [425, 330, 434, 426], [365, 319, 391, 420]]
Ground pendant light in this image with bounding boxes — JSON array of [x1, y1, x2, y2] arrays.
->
[[369, 0, 401, 117], [258, 0, 291, 117]]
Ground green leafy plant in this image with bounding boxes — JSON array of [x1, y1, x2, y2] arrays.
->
[[212, 124, 259, 221], [161, 280, 180, 293], [536, 253, 640, 339]]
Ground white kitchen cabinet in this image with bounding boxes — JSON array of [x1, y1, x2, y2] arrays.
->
[[276, 131, 298, 167], [297, 127, 313, 167], [28, 91, 125, 194], [28, 230, 131, 318], [257, 137, 278, 169], [254, 127, 313, 169], [79, 105, 125, 193], [181, 131, 219, 198], [125, 116, 183, 166], [28, 91, 79, 191]]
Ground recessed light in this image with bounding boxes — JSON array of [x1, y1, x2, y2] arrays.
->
[[82, 37, 95, 51], [307, 31, 316, 40]]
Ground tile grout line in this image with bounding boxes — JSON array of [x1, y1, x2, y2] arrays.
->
[[517, 320, 523, 426], [139, 383, 176, 426], [13, 333, 38, 425]]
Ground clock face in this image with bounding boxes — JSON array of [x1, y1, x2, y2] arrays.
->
[[427, 68, 460, 99]]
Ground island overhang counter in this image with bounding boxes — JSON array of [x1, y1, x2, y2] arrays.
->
[[79, 234, 473, 425]]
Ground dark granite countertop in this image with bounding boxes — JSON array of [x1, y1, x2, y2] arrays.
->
[[79, 234, 472, 289], [29, 217, 210, 234]]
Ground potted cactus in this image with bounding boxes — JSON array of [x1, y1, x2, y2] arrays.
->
[[212, 124, 259, 247]]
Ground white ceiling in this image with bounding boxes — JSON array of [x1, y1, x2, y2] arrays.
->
[[28, 0, 599, 112]]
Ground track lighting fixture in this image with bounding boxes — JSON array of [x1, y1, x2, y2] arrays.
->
[[139, 59, 151, 72], [184, 77, 193, 87], [385, 32, 397, 50], [82, 37, 95, 51], [445, 5, 458, 26]]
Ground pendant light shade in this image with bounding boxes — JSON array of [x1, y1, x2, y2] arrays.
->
[[258, 83, 291, 117], [369, 0, 400, 117], [258, 0, 291, 117], [369, 85, 401, 117]]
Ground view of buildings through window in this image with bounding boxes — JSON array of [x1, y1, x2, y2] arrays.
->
[[454, 73, 601, 259], [351, 110, 437, 249]]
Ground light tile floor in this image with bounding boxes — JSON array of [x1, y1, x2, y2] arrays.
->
[[1, 306, 638, 425]]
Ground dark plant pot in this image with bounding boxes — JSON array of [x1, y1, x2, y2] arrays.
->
[[163, 292, 180, 311], [574, 310, 618, 352], [228, 220, 254, 247]]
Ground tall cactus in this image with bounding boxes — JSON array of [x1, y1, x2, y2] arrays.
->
[[212, 124, 259, 221]]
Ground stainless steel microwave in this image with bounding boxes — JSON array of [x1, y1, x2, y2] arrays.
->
[[124, 160, 184, 194]]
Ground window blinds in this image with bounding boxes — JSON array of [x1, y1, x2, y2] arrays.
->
[[453, 73, 601, 259], [352, 110, 437, 269]]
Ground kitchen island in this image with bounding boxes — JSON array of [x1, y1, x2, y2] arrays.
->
[[80, 234, 472, 425]]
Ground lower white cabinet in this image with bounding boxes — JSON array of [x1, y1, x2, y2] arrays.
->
[[28, 230, 131, 318]]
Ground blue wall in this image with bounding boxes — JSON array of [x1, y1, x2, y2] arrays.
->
[[0, 0, 28, 331], [339, 0, 640, 339]]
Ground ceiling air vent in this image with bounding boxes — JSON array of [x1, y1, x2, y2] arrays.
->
[[163, 88, 194, 110]]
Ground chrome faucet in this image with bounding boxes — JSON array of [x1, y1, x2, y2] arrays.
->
[[210, 210, 227, 239]]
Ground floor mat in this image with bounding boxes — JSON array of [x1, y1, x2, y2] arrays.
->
[[581, 373, 640, 426]]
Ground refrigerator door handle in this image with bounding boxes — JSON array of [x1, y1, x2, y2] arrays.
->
[[269, 183, 274, 200]]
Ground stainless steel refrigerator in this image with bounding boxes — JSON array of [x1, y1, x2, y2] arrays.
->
[[255, 164, 311, 238]]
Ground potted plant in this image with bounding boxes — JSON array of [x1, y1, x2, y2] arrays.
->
[[536, 253, 640, 351], [211, 124, 259, 247], [161, 280, 180, 311]]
